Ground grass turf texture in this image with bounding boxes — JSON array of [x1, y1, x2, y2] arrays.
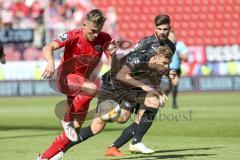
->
[[0, 92, 239, 160]]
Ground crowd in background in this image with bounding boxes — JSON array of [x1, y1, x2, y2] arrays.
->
[[0, 0, 119, 61], [0, 0, 239, 77]]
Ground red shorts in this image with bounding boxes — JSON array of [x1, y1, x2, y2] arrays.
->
[[57, 74, 85, 97]]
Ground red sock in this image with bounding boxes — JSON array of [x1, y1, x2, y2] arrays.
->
[[72, 93, 92, 113], [41, 132, 70, 159], [64, 93, 92, 122]]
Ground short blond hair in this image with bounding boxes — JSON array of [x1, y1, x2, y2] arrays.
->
[[155, 46, 173, 60], [86, 9, 106, 26]]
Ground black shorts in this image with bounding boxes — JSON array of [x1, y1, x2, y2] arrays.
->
[[96, 83, 148, 114]]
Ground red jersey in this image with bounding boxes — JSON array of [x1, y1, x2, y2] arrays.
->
[[54, 29, 112, 78]]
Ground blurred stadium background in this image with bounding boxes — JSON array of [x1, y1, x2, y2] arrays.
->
[[0, 0, 240, 160], [0, 0, 240, 95]]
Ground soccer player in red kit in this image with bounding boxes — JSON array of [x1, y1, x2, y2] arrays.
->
[[38, 9, 118, 160]]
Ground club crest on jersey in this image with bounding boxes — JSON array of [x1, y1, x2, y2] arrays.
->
[[94, 45, 103, 52]]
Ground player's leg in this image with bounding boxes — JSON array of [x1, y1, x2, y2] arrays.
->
[[104, 102, 137, 157], [38, 97, 91, 160], [61, 84, 123, 156], [59, 74, 97, 141], [62, 89, 122, 154], [38, 131, 70, 160], [63, 74, 97, 119], [115, 100, 134, 123], [105, 121, 138, 157], [39, 103, 90, 159], [62, 95, 91, 142], [0, 44, 6, 64], [39, 112, 106, 159], [129, 93, 160, 154], [62, 113, 107, 153], [170, 70, 180, 108]]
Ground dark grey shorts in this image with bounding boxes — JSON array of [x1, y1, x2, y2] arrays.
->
[[96, 84, 148, 114]]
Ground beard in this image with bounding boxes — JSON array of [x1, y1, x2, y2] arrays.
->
[[157, 33, 168, 39]]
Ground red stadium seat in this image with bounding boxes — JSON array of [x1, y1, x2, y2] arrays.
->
[[91, 0, 240, 45]]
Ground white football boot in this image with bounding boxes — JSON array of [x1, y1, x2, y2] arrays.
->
[[50, 151, 64, 160], [37, 151, 64, 160], [61, 120, 78, 142], [129, 143, 155, 154], [36, 155, 46, 160]]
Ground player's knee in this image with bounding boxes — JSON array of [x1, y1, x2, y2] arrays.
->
[[116, 109, 131, 123], [87, 83, 97, 96], [116, 115, 129, 123], [81, 82, 98, 96], [144, 96, 160, 109], [90, 118, 105, 135]]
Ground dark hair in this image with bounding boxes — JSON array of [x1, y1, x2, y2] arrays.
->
[[86, 9, 106, 26], [154, 15, 170, 26]]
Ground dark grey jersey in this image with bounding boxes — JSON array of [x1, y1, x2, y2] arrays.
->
[[102, 49, 161, 91], [131, 35, 176, 56], [99, 36, 175, 105]]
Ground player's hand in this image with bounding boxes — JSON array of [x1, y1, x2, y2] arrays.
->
[[158, 91, 168, 106], [141, 85, 160, 97], [42, 63, 55, 79], [108, 40, 119, 55], [169, 70, 177, 79]]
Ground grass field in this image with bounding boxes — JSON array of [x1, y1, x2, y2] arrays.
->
[[0, 92, 240, 160]]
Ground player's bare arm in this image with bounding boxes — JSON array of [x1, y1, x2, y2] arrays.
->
[[179, 53, 188, 61], [42, 41, 61, 79], [89, 60, 103, 82], [116, 65, 160, 98]]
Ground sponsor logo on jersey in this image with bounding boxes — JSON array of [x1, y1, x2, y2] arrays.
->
[[94, 45, 103, 52], [58, 33, 68, 42], [151, 43, 159, 51]]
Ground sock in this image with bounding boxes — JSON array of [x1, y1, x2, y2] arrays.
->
[[41, 132, 70, 159], [111, 122, 138, 148], [71, 93, 92, 113], [172, 85, 178, 107], [64, 93, 92, 122], [63, 126, 94, 152], [132, 108, 158, 145]]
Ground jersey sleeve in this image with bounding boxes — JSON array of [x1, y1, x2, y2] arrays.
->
[[125, 52, 144, 71], [130, 37, 148, 53], [53, 30, 75, 48], [177, 41, 188, 56], [102, 33, 112, 59], [166, 39, 176, 53]]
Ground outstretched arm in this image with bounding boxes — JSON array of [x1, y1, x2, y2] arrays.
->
[[116, 65, 160, 97], [42, 41, 61, 78]]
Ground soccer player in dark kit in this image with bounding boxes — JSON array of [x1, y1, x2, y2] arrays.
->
[[103, 14, 176, 157]]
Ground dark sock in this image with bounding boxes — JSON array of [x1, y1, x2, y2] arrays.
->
[[63, 126, 94, 152], [111, 122, 138, 148], [132, 108, 158, 145], [172, 85, 178, 107]]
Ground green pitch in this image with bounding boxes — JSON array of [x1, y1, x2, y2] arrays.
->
[[0, 92, 240, 160]]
